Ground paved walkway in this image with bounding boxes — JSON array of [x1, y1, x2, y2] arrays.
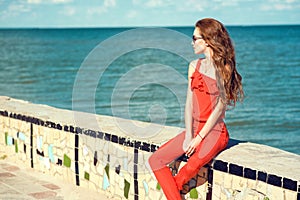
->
[[0, 160, 111, 200]]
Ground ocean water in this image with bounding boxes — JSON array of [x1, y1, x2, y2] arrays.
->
[[0, 26, 299, 155]]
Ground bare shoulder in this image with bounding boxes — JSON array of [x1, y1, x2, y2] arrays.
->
[[186, 59, 198, 79], [188, 59, 198, 75], [189, 59, 198, 69]]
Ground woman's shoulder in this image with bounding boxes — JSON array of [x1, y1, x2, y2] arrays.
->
[[188, 59, 199, 77], [189, 59, 199, 70]]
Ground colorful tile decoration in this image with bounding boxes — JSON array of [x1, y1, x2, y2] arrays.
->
[[104, 164, 110, 179], [15, 140, 18, 153], [1, 110, 299, 200], [84, 172, 90, 180], [189, 188, 198, 199], [48, 145, 54, 163], [37, 136, 43, 150], [63, 154, 71, 168], [17, 132, 26, 141], [156, 182, 161, 190], [102, 169, 110, 190], [7, 135, 13, 146], [124, 179, 130, 199], [143, 180, 149, 195]]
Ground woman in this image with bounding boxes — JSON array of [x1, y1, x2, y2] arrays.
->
[[148, 18, 244, 199]]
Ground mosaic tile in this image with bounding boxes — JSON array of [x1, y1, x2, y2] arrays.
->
[[143, 180, 149, 196], [94, 151, 98, 166], [5, 132, 8, 145], [105, 164, 110, 179], [283, 178, 297, 191], [84, 172, 90, 181], [75, 148, 79, 161], [42, 183, 60, 190], [267, 174, 282, 187], [115, 165, 121, 174], [96, 131, 103, 139], [156, 182, 161, 190], [44, 158, 50, 169], [124, 179, 130, 199], [3, 166, 20, 172], [37, 149, 44, 157], [15, 140, 18, 153], [123, 158, 128, 171], [17, 132, 26, 141], [37, 136, 43, 150], [0, 172, 15, 178], [103, 170, 110, 190], [63, 154, 71, 168], [28, 191, 57, 199], [7, 136, 13, 146], [48, 145, 55, 163], [83, 145, 89, 156], [189, 188, 198, 199]]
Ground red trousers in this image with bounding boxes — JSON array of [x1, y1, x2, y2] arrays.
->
[[148, 121, 228, 200]]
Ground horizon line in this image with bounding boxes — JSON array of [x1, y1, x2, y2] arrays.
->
[[0, 23, 299, 29]]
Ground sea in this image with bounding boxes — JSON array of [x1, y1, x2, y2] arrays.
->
[[0, 25, 299, 155]]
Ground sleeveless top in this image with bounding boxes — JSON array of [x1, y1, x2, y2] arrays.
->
[[191, 59, 225, 122]]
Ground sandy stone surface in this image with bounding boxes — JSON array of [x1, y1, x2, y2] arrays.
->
[[216, 141, 300, 181], [0, 96, 182, 144], [0, 159, 111, 200]]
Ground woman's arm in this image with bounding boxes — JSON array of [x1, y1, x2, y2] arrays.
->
[[185, 98, 226, 156], [183, 61, 196, 151]]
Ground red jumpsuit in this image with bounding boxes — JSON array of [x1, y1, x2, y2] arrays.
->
[[148, 59, 229, 200]]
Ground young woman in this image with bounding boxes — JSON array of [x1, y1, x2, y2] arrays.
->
[[148, 18, 244, 199]]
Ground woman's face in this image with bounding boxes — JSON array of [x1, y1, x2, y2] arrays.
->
[[192, 27, 207, 54]]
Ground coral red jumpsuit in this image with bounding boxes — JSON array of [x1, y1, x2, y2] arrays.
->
[[148, 59, 229, 200]]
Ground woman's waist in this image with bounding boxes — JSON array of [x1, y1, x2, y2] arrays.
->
[[192, 117, 225, 124], [192, 117, 226, 134], [192, 112, 225, 122]]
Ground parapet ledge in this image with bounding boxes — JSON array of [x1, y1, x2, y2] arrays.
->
[[214, 140, 300, 183]]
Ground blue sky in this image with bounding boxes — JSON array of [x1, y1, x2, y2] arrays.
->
[[0, 0, 299, 27]]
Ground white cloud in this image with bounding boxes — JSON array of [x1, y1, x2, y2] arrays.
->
[[8, 3, 31, 12], [87, 0, 116, 16], [132, 0, 140, 5], [145, 0, 163, 7], [27, 0, 41, 4], [104, 0, 116, 7], [274, 3, 293, 10], [0, 2, 31, 20], [260, 0, 300, 11], [27, 0, 72, 4], [126, 10, 138, 18], [177, 0, 208, 12], [87, 6, 106, 15], [61, 6, 75, 16], [145, 0, 172, 8], [52, 0, 72, 3]]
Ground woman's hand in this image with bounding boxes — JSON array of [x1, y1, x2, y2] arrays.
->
[[183, 133, 193, 152], [185, 135, 203, 157]]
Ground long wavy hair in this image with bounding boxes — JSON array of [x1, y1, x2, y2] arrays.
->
[[196, 18, 244, 106]]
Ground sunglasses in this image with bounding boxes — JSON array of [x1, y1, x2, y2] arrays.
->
[[192, 35, 203, 43]]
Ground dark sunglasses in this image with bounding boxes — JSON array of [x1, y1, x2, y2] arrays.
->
[[192, 35, 203, 43]]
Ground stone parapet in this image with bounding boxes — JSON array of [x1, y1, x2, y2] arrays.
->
[[0, 96, 299, 200]]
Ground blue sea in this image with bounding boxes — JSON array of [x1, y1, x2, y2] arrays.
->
[[0, 26, 299, 155]]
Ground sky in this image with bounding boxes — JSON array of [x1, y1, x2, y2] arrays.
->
[[0, 0, 299, 28]]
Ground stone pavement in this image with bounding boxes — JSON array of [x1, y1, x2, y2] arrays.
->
[[0, 160, 111, 200]]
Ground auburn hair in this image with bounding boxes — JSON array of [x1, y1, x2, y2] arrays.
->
[[195, 18, 244, 106]]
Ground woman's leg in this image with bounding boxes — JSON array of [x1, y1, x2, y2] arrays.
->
[[148, 131, 186, 200], [174, 128, 228, 190]]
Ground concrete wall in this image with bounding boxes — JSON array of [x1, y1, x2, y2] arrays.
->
[[0, 96, 299, 200]]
